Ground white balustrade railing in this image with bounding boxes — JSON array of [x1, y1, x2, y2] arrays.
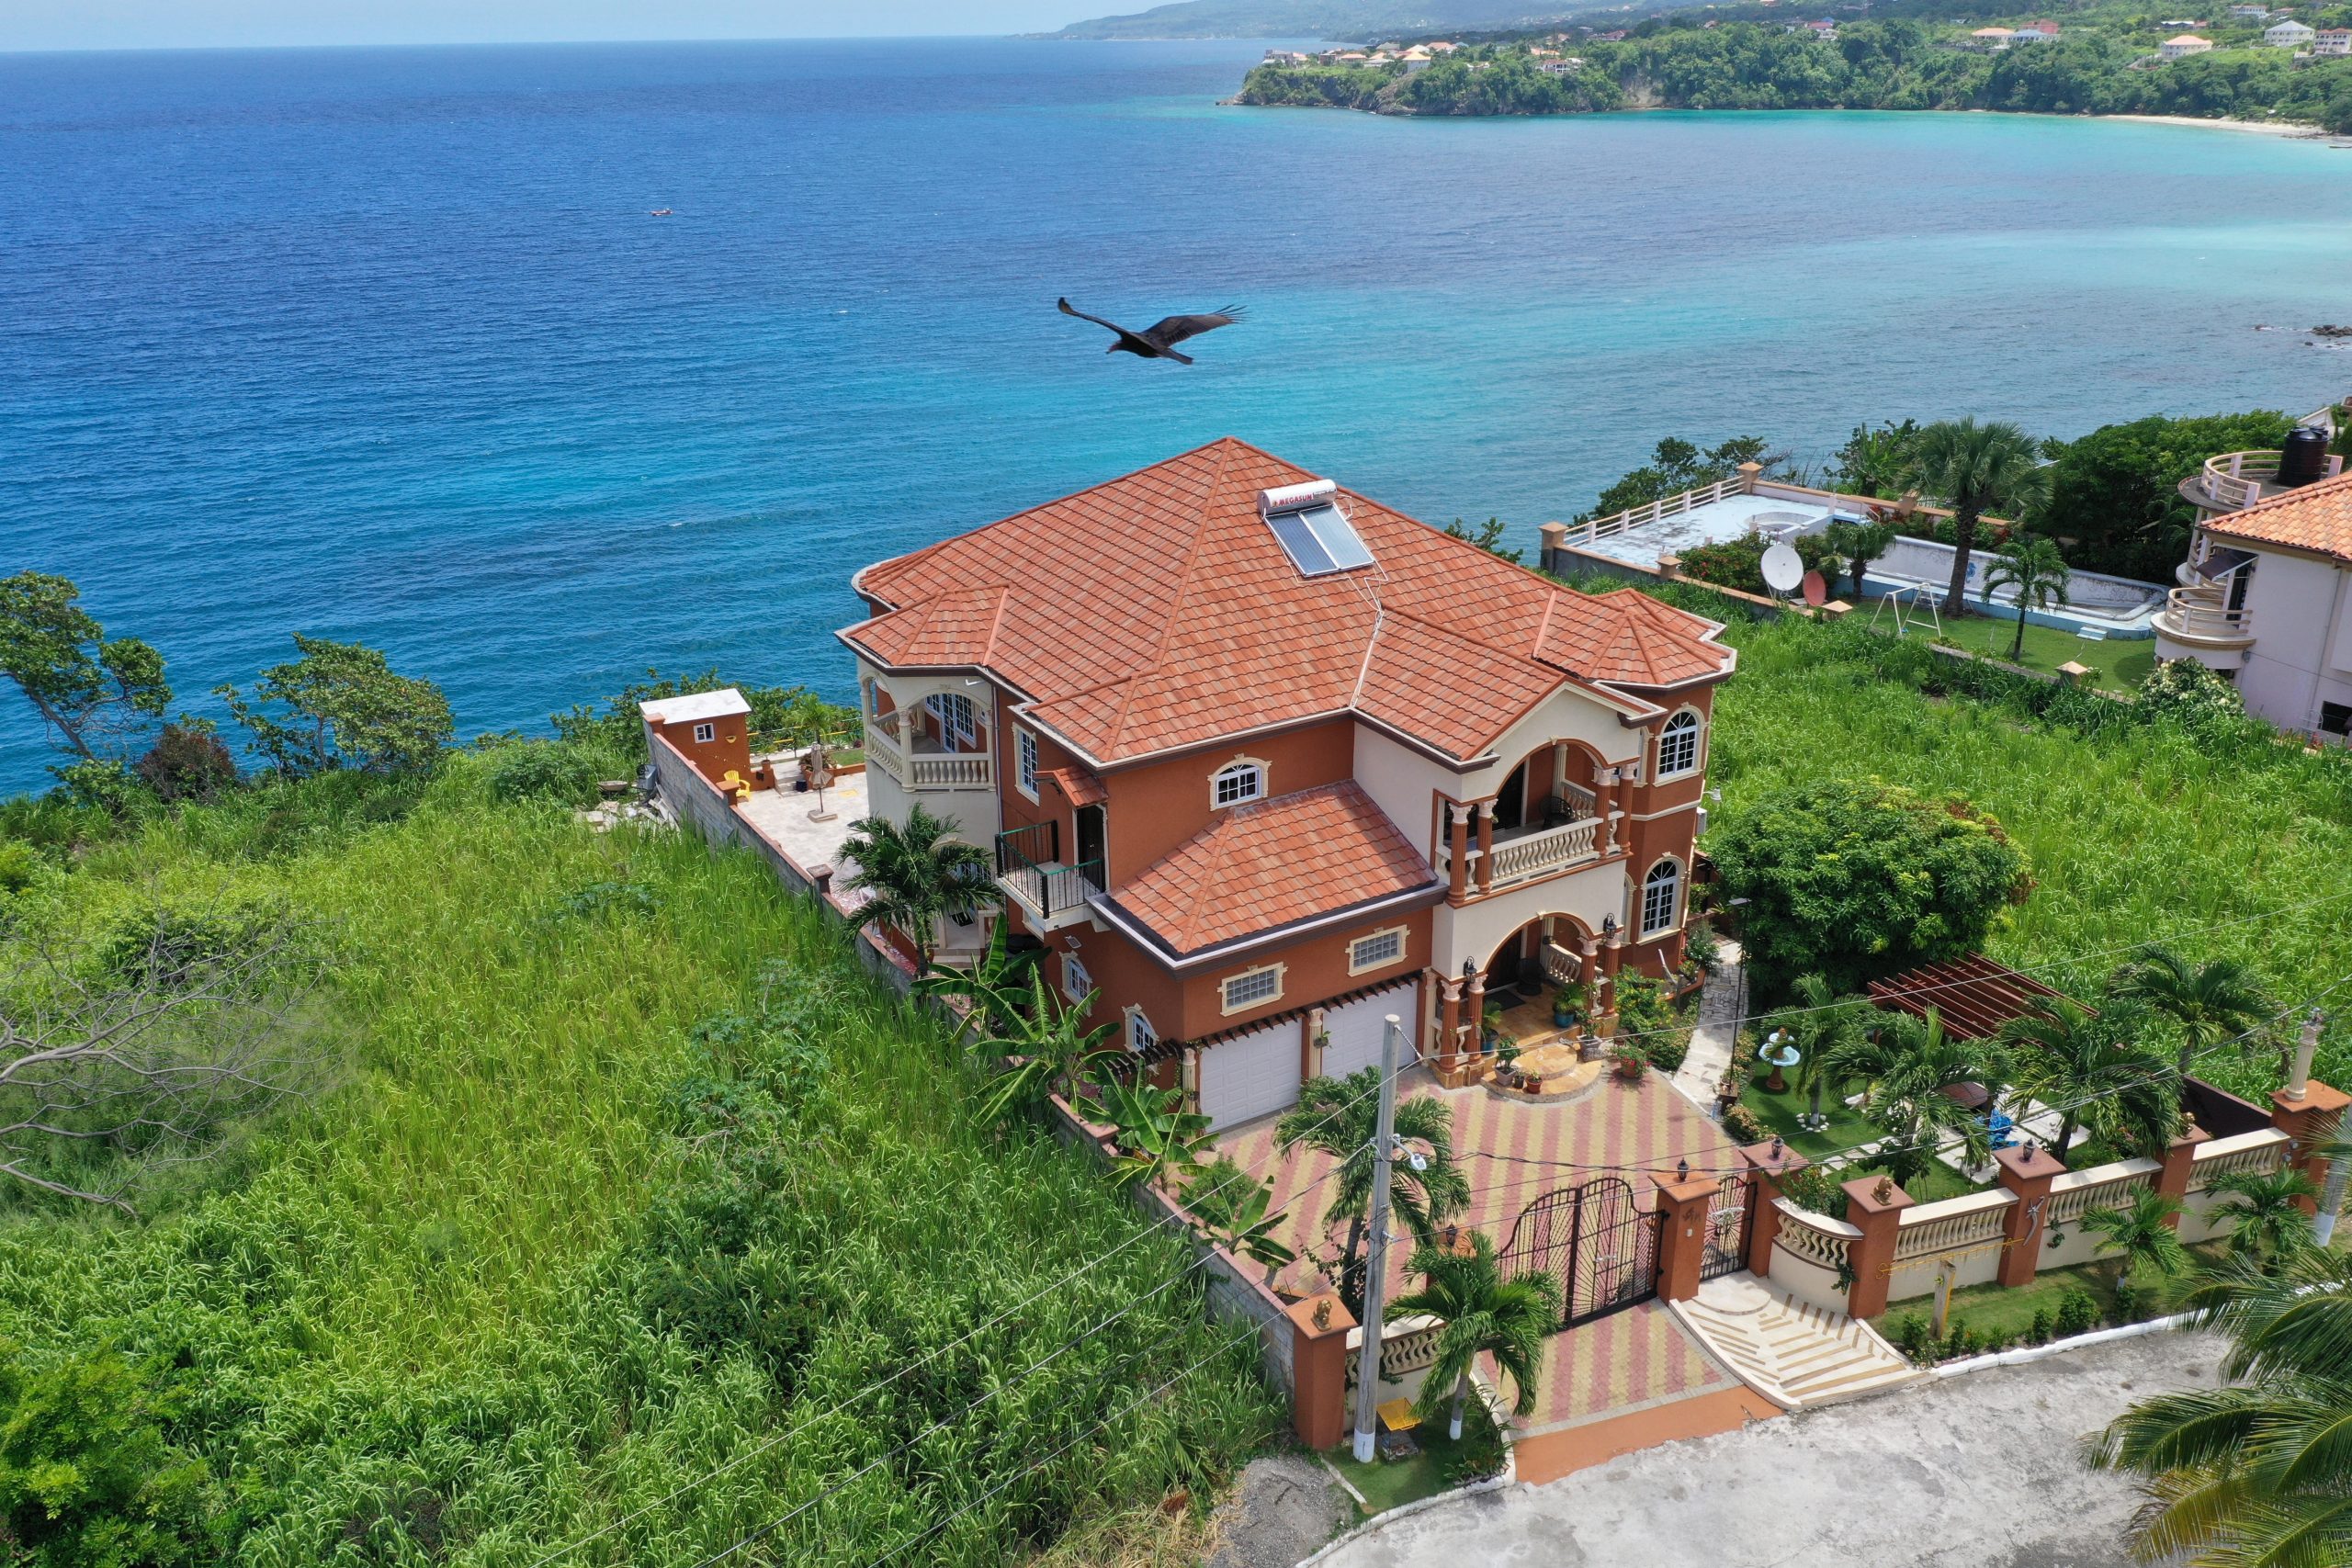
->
[[909, 752, 992, 790], [2159, 585, 2254, 641], [2198, 449, 2346, 511], [865, 728, 905, 784], [1483, 816, 1603, 887], [1560, 475, 1746, 547], [2044, 1159, 2159, 1228], [1894, 1190, 2013, 1262], [1346, 1314, 1445, 1389], [2190, 1128, 2291, 1190], [1772, 1199, 1860, 1271]]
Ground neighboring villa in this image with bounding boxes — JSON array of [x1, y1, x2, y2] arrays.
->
[[2156, 427, 2352, 742], [838, 439, 1734, 1129], [2161, 32, 2217, 56], [2319, 27, 2352, 54], [2266, 17, 2318, 44]]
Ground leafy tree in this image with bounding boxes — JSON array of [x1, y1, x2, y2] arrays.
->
[[2205, 1166, 2319, 1274], [0, 1342, 217, 1567], [1999, 995, 2178, 1162], [1442, 517, 1524, 565], [1276, 1068, 1469, 1314], [1908, 418, 2050, 615], [965, 969, 1118, 1127], [1090, 1069, 1213, 1191], [1980, 537, 2070, 662], [1182, 1157, 1297, 1279], [840, 804, 992, 966], [0, 572, 170, 765], [2089, 1247, 2352, 1567], [1819, 515, 1897, 601], [2039, 410, 2295, 581], [216, 636, 452, 776], [1387, 1230, 1558, 1441], [1828, 419, 1925, 499], [2109, 943, 2275, 1086], [2081, 1186, 2189, 1295], [1710, 780, 2029, 996], [2135, 657, 2254, 741]]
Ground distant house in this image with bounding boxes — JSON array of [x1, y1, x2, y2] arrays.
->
[[2161, 32, 2216, 56], [2012, 19, 2061, 41], [1538, 58, 1587, 74], [1261, 50, 1311, 64], [1592, 29, 1628, 42], [1804, 18, 1839, 39], [2265, 17, 2316, 44], [1972, 26, 2018, 49], [2317, 26, 2352, 52], [2228, 3, 2269, 17]]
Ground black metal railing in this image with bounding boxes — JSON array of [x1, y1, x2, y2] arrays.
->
[[994, 822, 1102, 917]]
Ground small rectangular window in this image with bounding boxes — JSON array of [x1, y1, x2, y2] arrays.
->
[[2322, 702, 2352, 737], [1016, 728, 1039, 798], [1349, 929, 1407, 974], [1061, 952, 1092, 1002], [1221, 965, 1282, 1013], [692, 722, 716, 745]]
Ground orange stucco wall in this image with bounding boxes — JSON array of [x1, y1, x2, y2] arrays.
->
[[1089, 718, 1357, 888], [650, 715, 751, 790]]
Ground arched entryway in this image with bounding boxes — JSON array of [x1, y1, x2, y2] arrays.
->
[[1433, 913, 1600, 1078], [1487, 739, 1610, 836]]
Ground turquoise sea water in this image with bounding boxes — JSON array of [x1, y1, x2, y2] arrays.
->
[[5, 38, 2350, 790]]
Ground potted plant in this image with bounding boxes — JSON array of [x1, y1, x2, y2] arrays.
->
[[1481, 1004, 1506, 1053], [1612, 1045, 1646, 1082], [1551, 982, 1585, 1031]]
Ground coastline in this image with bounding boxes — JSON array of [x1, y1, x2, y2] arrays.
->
[[2097, 111, 2330, 138]]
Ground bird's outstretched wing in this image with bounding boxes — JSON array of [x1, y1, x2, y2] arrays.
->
[[1057, 297, 1131, 336], [1139, 306, 1245, 351]]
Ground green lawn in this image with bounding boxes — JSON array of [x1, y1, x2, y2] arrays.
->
[[1740, 1077, 1876, 1159], [1323, 1402, 1502, 1517], [1873, 1242, 2233, 1345], [1860, 605, 2156, 694]]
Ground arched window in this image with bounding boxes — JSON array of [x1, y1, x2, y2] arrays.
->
[[1657, 710, 1702, 779], [1642, 858, 1682, 936], [1210, 759, 1266, 808]]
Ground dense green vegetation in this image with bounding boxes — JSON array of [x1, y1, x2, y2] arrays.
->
[[0, 761, 1273, 1564], [1238, 10, 2352, 132]]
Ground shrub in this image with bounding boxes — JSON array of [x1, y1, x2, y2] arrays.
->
[[1889, 1313, 1935, 1363], [2028, 1306, 2053, 1346], [1438, 1401, 1508, 1486], [135, 722, 238, 804], [0, 1342, 219, 1566], [2053, 1289, 2100, 1337], [1720, 1103, 1766, 1144], [1777, 1163, 1849, 1218], [1645, 1032, 1690, 1075], [0, 840, 38, 896], [484, 740, 601, 807], [2137, 657, 2254, 741]]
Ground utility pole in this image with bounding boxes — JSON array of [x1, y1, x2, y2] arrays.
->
[[1351, 1014, 1403, 1464], [2294, 1010, 2349, 1247]]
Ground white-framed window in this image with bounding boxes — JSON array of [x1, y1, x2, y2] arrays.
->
[[1125, 1007, 1159, 1055], [1211, 758, 1266, 809], [692, 721, 716, 744], [1220, 964, 1283, 1014], [1657, 710, 1702, 779], [1061, 951, 1093, 1003], [1348, 927, 1408, 976], [1015, 728, 1039, 801], [1642, 857, 1682, 936], [926, 691, 978, 747]]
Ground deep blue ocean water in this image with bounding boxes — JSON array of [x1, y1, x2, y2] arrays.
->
[[6, 37, 2351, 791]]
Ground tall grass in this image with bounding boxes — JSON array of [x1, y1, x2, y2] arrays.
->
[[0, 758, 1274, 1564], [1711, 617, 2352, 1094]]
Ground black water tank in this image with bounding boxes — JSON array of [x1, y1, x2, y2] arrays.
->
[[2279, 425, 2330, 487]]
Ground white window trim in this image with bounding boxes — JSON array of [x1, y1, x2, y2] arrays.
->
[[1209, 755, 1270, 810], [1125, 1006, 1159, 1055], [1656, 708, 1703, 781], [1014, 728, 1040, 802], [925, 691, 979, 748], [1219, 962, 1286, 1015], [1347, 925, 1409, 976], [1061, 951, 1093, 1003], [1641, 856, 1684, 937], [691, 721, 716, 745]]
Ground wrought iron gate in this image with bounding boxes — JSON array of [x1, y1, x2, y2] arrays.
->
[[1497, 1176, 1662, 1327], [1701, 1171, 1752, 1281]]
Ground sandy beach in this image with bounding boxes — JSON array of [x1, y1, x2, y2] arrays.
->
[[2100, 111, 2335, 138]]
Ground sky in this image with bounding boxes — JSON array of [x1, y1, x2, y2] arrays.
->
[[1, 1, 1089, 52]]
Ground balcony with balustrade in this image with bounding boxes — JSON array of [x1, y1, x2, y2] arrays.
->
[[2182, 447, 2345, 517], [863, 713, 995, 794], [2152, 579, 2256, 667]]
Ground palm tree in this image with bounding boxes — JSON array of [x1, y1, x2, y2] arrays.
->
[[1182, 1157, 1298, 1280], [1839, 1009, 2007, 1188], [841, 804, 993, 966], [2080, 1185, 2188, 1296], [2088, 1247, 2352, 1566], [1981, 536, 2070, 662], [1770, 973, 1869, 1130], [1820, 516, 1896, 602], [2109, 944, 2275, 1086], [2001, 995, 2179, 1161], [1277, 1068, 1470, 1314], [969, 968, 1119, 1127], [1388, 1230, 1560, 1441], [1909, 418, 2051, 615], [2206, 1165, 2320, 1273]]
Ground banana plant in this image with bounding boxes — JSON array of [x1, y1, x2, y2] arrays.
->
[[1091, 1066, 1213, 1191], [1182, 1156, 1297, 1280]]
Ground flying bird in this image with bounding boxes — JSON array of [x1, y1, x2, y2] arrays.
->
[[1057, 298, 1245, 365]]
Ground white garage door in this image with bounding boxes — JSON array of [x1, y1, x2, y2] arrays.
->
[[1319, 980, 1419, 1081], [1197, 1016, 1301, 1132]]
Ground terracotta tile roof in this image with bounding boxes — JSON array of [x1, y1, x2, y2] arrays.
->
[[1040, 765, 1106, 807], [2204, 468, 2352, 562], [1103, 782, 1439, 959], [843, 439, 1734, 763]]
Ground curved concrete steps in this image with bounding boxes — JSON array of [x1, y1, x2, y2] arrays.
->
[[1670, 1273, 1922, 1409]]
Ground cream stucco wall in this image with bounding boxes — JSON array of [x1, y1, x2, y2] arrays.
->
[[2233, 548, 2352, 735]]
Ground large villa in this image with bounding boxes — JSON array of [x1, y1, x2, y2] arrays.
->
[[835, 437, 1736, 1126]]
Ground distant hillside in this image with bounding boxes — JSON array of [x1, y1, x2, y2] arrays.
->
[[1048, 0, 1583, 41]]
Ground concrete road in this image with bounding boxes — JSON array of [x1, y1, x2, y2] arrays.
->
[[1318, 1331, 2220, 1568]]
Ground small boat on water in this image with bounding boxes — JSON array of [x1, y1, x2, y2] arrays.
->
[[648, 208, 673, 217]]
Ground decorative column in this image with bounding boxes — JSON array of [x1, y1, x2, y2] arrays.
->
[[1445, 803, 1472, 904], [1736, 460, 1764, 494], [1474, 800, 1497, 897], [1992, 1144, 2064, 1289], [1435, 976, 1463, 1077], [1301, 1008, 1328, 1084], [1839, 1172, 1915, 1319], [1285, 1292, 1357, 1451], [2271, 1084, 2349, 1216], [1739, 1138, 1809, 1280], [1538, 520, 1566, 575], [1463, 961, 1487, 1066], [2154, 1124, 2211, 1228], [1595, 767, 1622, 854], [1651, 1168, 1720, 1304]]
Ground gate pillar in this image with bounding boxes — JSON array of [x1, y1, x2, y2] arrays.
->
[[1650, 1170, 1719, 1303], [1284, 1292, 1356, 1451], [1738, 1138, 1808, 1279]]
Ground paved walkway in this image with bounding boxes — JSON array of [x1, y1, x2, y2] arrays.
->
[[1670, 938, 1742, 1114], [1319, 1329, 2222, 1568]]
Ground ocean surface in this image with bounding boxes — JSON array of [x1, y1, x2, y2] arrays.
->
[[6, 38, 2351, 792]]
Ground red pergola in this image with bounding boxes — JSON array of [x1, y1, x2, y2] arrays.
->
[[1864, 953, 2088, 1041]]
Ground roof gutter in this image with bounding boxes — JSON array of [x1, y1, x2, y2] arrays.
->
[[1090, 878, 1446, 974]]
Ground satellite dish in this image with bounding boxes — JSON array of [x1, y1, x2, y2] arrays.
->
[[1760, 541, 1804, 595]]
